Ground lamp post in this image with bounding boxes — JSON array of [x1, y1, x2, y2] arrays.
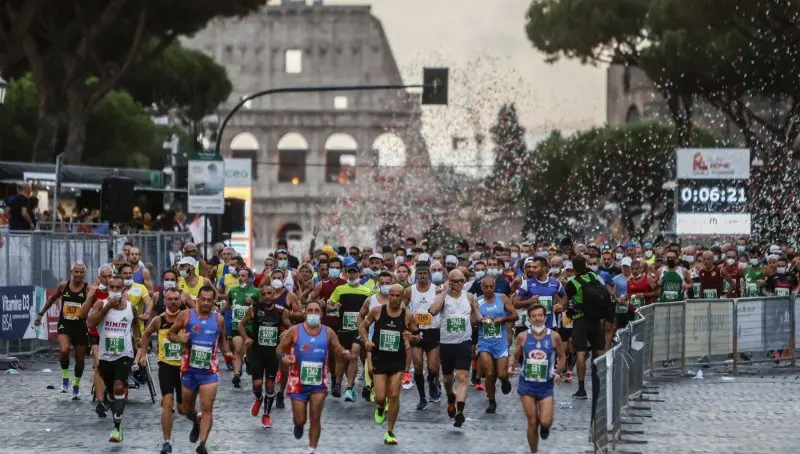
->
[[0, 76, 7, 105]]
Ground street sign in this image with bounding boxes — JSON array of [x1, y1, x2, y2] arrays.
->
[[188, 149, 225, 215]]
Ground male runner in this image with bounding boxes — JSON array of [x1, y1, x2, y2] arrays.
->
[[510, 304, 566, 454], [428, 269, 482, 428], [360, 284, 421, 444], [168, 285, 232, 454], [476, 276, 517, 413], [239, 284, 287, 428], [127, 246, 154, 292], [87, 275, 142, 443], [271, 268, 304, 408], [82, 264, 113, 409], [222, 266, 259, 388], [404, 260, 443, 410], [358, 271, 395, 402], [277, 300, 349, 453], [137, 287, 184, 454], [35, 262, 89, 398]]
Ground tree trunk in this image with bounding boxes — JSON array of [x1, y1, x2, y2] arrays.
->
[[665, 90, 694, 147], [62, 89, 89, 164], [30, 89, 61, 163]]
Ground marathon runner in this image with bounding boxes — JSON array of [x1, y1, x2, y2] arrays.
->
[[80, 265, 113, 412], [127, 247, 154, 292], [222, 266, 259, 388], [178, 257, 213, 304], [119, 264, 153, 334], [428, 269, 482, 428], [358, 271, 395, 402], [360, 283, 421, 445], [167, 285, 232, 454], [238, 284, 288, 428], [272, 268, 304, 409], [308, 257, 346, 385], [87, 275, 142, 443], [475, 276, 517, 413], [510, 303, 566, 454], [35, 262, 89, 398], [277, 300, 349, 453], [136, 287, 184, 454], [405, 260, 442, 410]]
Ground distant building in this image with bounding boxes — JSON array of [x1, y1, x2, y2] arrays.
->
[[183, 0, 428, 257]]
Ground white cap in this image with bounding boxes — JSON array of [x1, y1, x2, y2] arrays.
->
[[445, 255, 458, 264], [418, 253, 431, 262], [369, 253, 384, 261], [769, 244, 781, 254], [563, 261, 574, 270], [620, 257, 633, 267], [179, 257, 197, 267]]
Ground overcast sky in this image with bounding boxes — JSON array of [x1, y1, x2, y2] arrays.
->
[[331, 0, 606, 169]]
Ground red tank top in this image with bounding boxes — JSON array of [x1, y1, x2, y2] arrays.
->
[[88, 288, 109, 336], [627, 275, 651, 305], [722, 265, 740, 297], [699, 266, 724, 298], [320, 278, 346, 328]]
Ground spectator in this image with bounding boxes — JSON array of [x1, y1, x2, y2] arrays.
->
[[7, 183, 35, 231]]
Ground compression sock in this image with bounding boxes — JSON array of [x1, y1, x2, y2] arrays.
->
[[60, 358, 69, 379], [456, 401, 465, 415], [111, 394, 126, 428], [73, 359, 84, 383], [264, 392, 275, 415], [253, 388, 263, 401], [414, 373, 426, 399], [578, 380, 586, 392]]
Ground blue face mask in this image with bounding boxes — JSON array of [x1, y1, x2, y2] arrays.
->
[[277, 259, 288, 269], [431, 271, 443, 283], [348, 279, 359, 286], [380, 285, 392, 295], [329, 268, 341, 279], [306, 314, 321, 327], [474, 271, 486, 279]]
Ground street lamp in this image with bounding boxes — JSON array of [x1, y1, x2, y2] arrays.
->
[[0, 76, 7, 105]]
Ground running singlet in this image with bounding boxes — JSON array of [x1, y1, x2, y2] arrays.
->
[[440, 291, 472, 345], [319, 278, 347, 328], [179, 277, 203, 301], [660, 268, 685, 302], [89, 288, 109, 337], [157, 316, 184, 367], [132, 266, 145, 285], [59, 281, 88, 322], [287, 324, 329, 393], [329, 284, 371, 332], [699, 266, 724, 299], [228, 285, 259, 327], [744, 267, 765, 297], [409, 284, 439, 330], [371, 305, 407, 357], [250, 303, 283, 350], [517, 277, 565, 329], [518, 329, 556, 393], [477, 293, 507, 345], [181, 310, 220, 374], [98, 300, 135, 361], [626, 275, 650, 309]]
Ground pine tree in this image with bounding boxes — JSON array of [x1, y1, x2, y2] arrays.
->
[[485, 103, 529, 209]]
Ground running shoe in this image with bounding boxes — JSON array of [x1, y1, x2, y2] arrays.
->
[[160, 441, 173, 454], [250, 398, 262, 417], [401, 372, 413, 389], [416, 397, 428, 411], [293, 424, 304, 439], [344, 387, 356, 402], [72, 385, 80, 400], [572, 389, 588, 400], [189, 413, 201, 443], [540, 426, 550, 440], [454, 412, 465, 428], [383, 431, 398, 445], [95, 402, 107, 418], [261, 414, 272, 428], [232, 374, 241, 388], [108, 426, 123, 443], [374, 405, 386, 424], [474, 382, 485, 391], [485, 400, 497, 414], [362, 385, 372, 401], [429, 384, 441, 402], [500, 379, 511, 395], [275, 391, 285, 409], [331, 384, 342, 398], [196, 441, 208, 454], [61, 378, 69, 393]]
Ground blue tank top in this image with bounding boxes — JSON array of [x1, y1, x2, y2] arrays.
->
[[288, 324, 329, 393], [477, 292, 507, 344], [275, 290, 288, 311], [181, 310, 220, 374], [132, 266, 145, 285], [519, 329, 555, 386]]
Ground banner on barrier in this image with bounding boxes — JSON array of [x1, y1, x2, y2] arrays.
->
[[45, 288, 61, 341], [736, 300, 763, 352], [684, 302, 733, 358], [0, 286, 48, 340]]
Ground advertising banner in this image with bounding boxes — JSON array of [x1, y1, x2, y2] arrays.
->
[[188, 150, 225, 215], [45, 287, 61, 341], [676, 148, 750, 180], [0, 286, 48, 340]]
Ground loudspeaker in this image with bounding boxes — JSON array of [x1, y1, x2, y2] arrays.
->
[[101, 177, 136, 223], [222, 198, 245, 233]]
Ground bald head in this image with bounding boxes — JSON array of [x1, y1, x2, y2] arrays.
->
[[388, 283, 405, 306], [449, 269, 464, 281]]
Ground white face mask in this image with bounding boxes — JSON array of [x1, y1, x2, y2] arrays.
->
[[163, 280, 177, 289], [725, 258, 736, 266], [486, 268, 499, 277], [395, 256, 405, 264], [549, 267, 561, 275], [380, 285, 392, 295], [614, 253, 623, 261], [511, 252, 519, 259], [588, 265, 598, 272], [531, 324, 546, 334], [108, 291, 122, 301], [777, 267, 787, 274], [749, 258, 759, 266], [306, 314, 321, 327], [684, 255, 695, 264], [431, 271, 444, 283], [240, 282, 248, 288], [179, 269, 189, 278], [738, 262, 747, 270], [271, 279, 283, 289], [713, 255, 720, 262], [98, 283, 108, 291], [123, 278, 133, 287], [474, 271, 486, 280]]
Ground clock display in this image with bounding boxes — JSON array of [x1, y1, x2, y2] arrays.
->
[[676, 179, 748, 213]]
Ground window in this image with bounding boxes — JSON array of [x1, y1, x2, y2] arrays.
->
[[334, 96, 348, 110], [285, 49, 302, 74], [326, 152, 356, 183], [278, 150, 306, 183]]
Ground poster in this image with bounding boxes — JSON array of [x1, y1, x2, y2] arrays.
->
[[224, 158, 253, 266], [45, 287, 62, 341], [0, 286, 48, 340], [736, 299, 763, 352], [188, 150, 225, 215]]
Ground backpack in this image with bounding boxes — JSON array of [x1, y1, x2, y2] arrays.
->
[[573, 272, 613, 320]]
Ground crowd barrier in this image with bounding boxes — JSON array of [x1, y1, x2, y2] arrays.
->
[[592, 296, 798, 452]]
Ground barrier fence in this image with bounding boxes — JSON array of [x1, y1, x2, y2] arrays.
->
[[592, 296, 798, 453]]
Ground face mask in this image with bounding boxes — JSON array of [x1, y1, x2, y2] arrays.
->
[[550, 267, 561, 275], [431, 271, 443, 283], [614, 253, 623, 261], [511, 252, 519, 259], [750, 258, 759, 266], [632, 272, 642, 279], [363, 268, 373, 277], [230, 267, 239, 275], [567, 275, 575, 281], [777, 267, 787, 274], [520, 253, 529, 259], [108, 291, 122, 301], [123, 279, 133, 287], [348, 279, 359, 286], [487, 268, 499, 277], [683, 255, 694, 264], [163, 280, 176, 289], [179, 270, 189, 278], [712, 255, 719, 263], [329, 268, 341, 279], [474, 270, 486, 279], [588, 265, 598, 271], [271, 279, 283, 289], [380, 285, 391, 295], [531, 324, 546, 334], [738, 262, 747, 270], [240, 282, 248, 288], [98, 283, 108, 291], [306, 314, 321, 328], [644, 250, 653, 258], [666, 259, 677, 268], [725, 258, 735, 266], [277, 260, 288, 269], [737, 246, 746, 254], [395, 256, 404, 264], [406, 248, 412, 255]]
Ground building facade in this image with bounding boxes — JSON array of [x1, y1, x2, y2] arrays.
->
[[183, 0, 427, 258]]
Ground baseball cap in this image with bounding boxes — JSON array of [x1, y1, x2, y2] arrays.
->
[[445, 255, 458, 264], [415, 261, 431, 272], [178, 257, 197, 267], [563, 261, 574, 270], [621, 257, 633, 267], [768, 244, 781, 254], [418, 253, 431, 262], [369, 253, 384, 261]]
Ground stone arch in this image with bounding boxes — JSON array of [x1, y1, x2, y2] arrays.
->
[[625, 105, 641, 123], [277, 222, 303, 242], [277, 132, 309, 183], [230, 132, 260, 151], [324, 133, 358, 183], [277, 132, 309, 150], [373, 132, 406, 167]]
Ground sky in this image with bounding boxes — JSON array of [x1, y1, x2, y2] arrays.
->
[[331, 0, 607, 171]]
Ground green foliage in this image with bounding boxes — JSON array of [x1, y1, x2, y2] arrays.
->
[[0, 74, 38, 162], [485, 104, 528, 212]]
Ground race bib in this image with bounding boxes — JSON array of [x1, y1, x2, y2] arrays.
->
[[516, 310, 527, 328], [342, 312, 359, 331], [662, 290, 678, 301], [163, 340, 184, 361], [703, 289, 718, 299], [692, 283, 702, 298], [379, 330, 401, 352], [615, 299, 629, 314], [446, 317, 466, 333], [539, 296, 553, 312], [746, 283, 759, 297], [414, 312, 432, 328], [63, 302, 82, 320], [300, 361, 323, 385], [189, 345, 212, 369], [105, 334, 125, 355], [232, 306, 247, 324], [258, 326, 278, 347], [630, 295, 644, 308], [483, 323, 502, 339], [524, 357, 549, 382], [776, 287, 791, 297]]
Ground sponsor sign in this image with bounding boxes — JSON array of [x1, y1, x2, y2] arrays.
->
[[188, 150, 225, 215], [224, 158, 252, 187], [0, 286, 48, 340], [676, 148, 750, 180], [676, 213, 751, 235]]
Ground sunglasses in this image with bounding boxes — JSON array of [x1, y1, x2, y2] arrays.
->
[[451, 279, 466, 284]]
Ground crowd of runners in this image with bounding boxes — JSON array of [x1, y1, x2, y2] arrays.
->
[[31, 236, 800, 454]]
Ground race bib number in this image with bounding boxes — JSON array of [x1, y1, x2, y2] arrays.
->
[[189, 345, 212, 369], [630, 295, 644, 308], [446, 317, 466, 333], [379, 330, 401, 352], [414, 312, 432, 328], [258, 326, 278, 347], [300, 361, 323, 386], [776, 287, 791, 297], [163, 340, 184, 361], [662, 290, 679, 301], [615, 299, 629, 314], [524, 357, 549, 383], [105, 335, 125, 355], [539, 296, 553, 312], [483, 323, 502, 339], [63, 302, 82, 320], [746, 283, 759, 297], [342, 312, 359, 331], [516, 310, 527, 328], [703, 289, 718, 299], [232, 306, 247, 324], [692, 283, 702, 298]]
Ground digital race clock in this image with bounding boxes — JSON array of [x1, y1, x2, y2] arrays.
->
[[676, 179, 747, 213]]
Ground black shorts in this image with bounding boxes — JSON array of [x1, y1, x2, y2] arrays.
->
[[515, 325, 528, 336], [251, 348, 279, 381], [57, 320, 88, 346], [338, 331, 358, 350], [372, 351, 406, 376], [88, 333, 100, 347], [471, 325, 479, 346], [157, 363, 182, 403], [571, 317, 604, 353], [440, 341, 473, 376], [558, 328, 573, 343], [98, 357, 133, 391], [414, 328, 440, 352]]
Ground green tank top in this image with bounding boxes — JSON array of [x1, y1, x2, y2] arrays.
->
[[743, 267, 764, 297], [228, 285, 260, 324], [660, 269, 684, 302]]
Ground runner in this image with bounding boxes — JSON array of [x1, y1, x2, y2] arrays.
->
[[475, 276, 517, 413], [405, 260, 443, 410], [308, 257, 346, 385], [87, 275, 142, 443], [358, 271, 395, 402], [119, 264, 153, 334], [178, 257, 213, 304], [167, 285, 232, 454], [276, 300, 350, 453], [360, 284, 421, 444], [80, 264, 113, 412], [222, 266, 259, 388], [428, 269, 482, 428], [272, 268, 304, 408], [35, 262, 89, 398], [136, 288, 184, 454], [510, 303, 566, 454], [127, 247, 154, 292], [238, 284, 288, 428]]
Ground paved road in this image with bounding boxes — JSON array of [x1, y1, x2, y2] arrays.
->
[[0, 358, 594, 454]]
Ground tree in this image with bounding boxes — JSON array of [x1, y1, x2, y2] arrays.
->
[[485, 104, 528, 211]]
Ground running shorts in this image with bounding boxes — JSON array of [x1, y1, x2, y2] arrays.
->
[[440, 341, 473, 376]]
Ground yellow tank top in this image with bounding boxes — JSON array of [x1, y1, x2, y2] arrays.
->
[[156, 317, 184, 367], [179, 276, 203, 300]]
